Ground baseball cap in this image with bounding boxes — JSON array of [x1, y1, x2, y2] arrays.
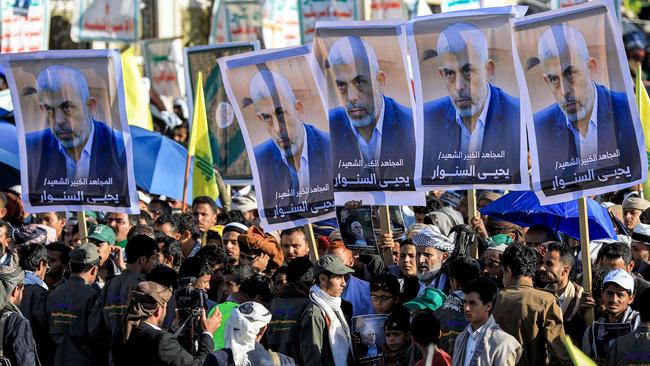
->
[[313, 254, 355, 276], [603, 269, 635, 293], [403, 287, 447, 312], [86, 224, 116, 245], [70, 243, 101, 265]]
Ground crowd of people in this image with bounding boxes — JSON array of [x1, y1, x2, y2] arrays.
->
[[0, 186, 650, 366]]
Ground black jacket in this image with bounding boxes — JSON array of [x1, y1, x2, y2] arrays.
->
[[1, 308, 40, 366], [19, 283, 53, 366]]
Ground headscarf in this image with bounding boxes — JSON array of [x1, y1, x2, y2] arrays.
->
[[0, 266, 24, 310], [224, 301, 272, 366], [123, 281, 172, 343]]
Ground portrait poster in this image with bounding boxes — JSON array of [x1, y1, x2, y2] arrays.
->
[[299, 0, 358, 44], [143, 38, 184, 99], [337, 205, 378, 255], [70, 0, 139, 43], [184, 42, 259, 184], [0, 0, 50, 54], [313, 20, 424, 206], [371, 205, 406, 240], [218, 45, 335, 231], [261, 0, 300, 49], [0, 49, 139, 213], [407, 6, 529, 192], [209, 0, 263, 44], [512, 0, 646, 205], [352, 314, 388, 364], [591, 321, 632, 360]]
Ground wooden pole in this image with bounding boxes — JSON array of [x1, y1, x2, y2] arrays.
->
[[77, 211, 88, 245], [378, 205, 394, 266], [304, 223, 319, 262], [578, 197, 594, 324], [468, 189, 479, 259], [180, 151, 192, 213]]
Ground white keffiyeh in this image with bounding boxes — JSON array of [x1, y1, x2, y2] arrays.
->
[[224, 301, 272, 366], [309, 284, 351, 366]]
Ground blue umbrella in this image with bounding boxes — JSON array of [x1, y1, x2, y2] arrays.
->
[[479, 191, 616, 240], [0, 122, 19, 189], [130, 126, 191, 201]]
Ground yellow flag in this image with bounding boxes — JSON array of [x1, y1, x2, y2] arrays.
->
[[188, 72, 219, 200], [562, 336, 597, 366], [637, 65, 650, 198], [121, 47, 153, 131]]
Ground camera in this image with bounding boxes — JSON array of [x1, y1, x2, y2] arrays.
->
[[175, 276, 208, 317]]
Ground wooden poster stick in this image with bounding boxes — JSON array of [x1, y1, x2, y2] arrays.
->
[[378, 205, 394, 266], [304, 223, 320, 262], [77, 211, 88, 245], [180, 150, 192, 213], [468, 189, 479, 259], [578, 196, 594, 325]]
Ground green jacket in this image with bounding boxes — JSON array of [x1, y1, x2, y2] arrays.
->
[[299, 302, 354, 366]]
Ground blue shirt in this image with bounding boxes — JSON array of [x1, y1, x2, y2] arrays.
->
[[350, 97, 385, 164], [57, 121, 94, 179], [342, 275, 374, 317], [567, 83, 598, 163], [455, 85, 490, 155]]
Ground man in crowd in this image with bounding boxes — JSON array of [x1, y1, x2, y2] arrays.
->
[[596, 242, 650, 309], [623, 197, 650, 232], [107, 212, 136, 248], [300, 254, 354, 366], [326, 241, 373, 316], [481, 244, 505, 288], [412, 228, 454, 294], [154, 214, 180, 239], [36, 212, 67, 241], [280, 227, 310, 263], [631, 223, 650, 279], [410, 311, 451, 365], [0, 219, 16, 266], [222, 222, 247, 266], [176, 213, 202, 258], [453, 277, 522, 365], [606, 288, 650, 365], [86, 224, 123, 287], [492, 243, 571, 365], [192, 196, 219, 233], [44, 243, 70, 289]]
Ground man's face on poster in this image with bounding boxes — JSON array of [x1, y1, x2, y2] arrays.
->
[[38, 82, 94, 150], [351, 221, 364, 240], [438, 39, 493, 119], [254, 88, 304, 160], [541, 41, 597, 124], [331, 56, 385, 129], [362, 328, 376, 346]]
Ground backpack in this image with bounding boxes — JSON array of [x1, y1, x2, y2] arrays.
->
[[0, 311, 13, 366]]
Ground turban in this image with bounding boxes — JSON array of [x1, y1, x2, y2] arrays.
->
[[412, 228, 455, 253], [0, 266, 24, 309], [225, 301, 272, 366], [123, 281, 172, 343]]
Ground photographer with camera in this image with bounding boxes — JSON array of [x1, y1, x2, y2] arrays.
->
[[176, 257, 216, 354], [121, 281, 221, 366]]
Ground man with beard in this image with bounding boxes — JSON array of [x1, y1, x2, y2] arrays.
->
[[533, 24, 641, 194], [327, 35, 415, 187], [221, 222, 247, 266], [412, 228, 454, 295], [45, 243, 71, 289], [249, 69, 332, 215]]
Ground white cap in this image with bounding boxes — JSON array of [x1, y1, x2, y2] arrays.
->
[[137, 191, 152, 204], [603, 269, 635, 293], [632, 223, 650, 246]]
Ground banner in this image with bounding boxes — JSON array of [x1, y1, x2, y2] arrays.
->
[[184, 42, 259, 183], [143, 37, 184, 99], [0, 50, 139, 213], [0, 0, 50, 53], [336, 205, 379, 255], [71, 0, 139, 43], [369, 0, 407, 20], [261, 0, 300, 49], [300, 0, 358, 44], [407, 6, 529, 191], [512, 0, 646, 204], [313, 20, 423, 206], [219, 45, 336, 231], [209, 0, 263, 44]]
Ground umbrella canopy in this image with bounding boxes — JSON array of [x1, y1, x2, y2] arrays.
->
[[479, 191, 616, 241], [130, 126, 191, 201], [0, 122, 19, 189]]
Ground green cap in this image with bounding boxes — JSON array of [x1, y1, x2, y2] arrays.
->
[[70, 243, 100, 265], [488, 234, 513, 246], [313, 254, 355, 276], [404, 288, 447, 312], [86, 224, 116, 245]]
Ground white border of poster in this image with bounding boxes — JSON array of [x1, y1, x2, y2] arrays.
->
[[313, 20, 424, 206], [0, 49, 140, 214], [512, 0, 647, 204], [407, 6, 529, 192], [218, 45, 336, 232], [0, 0, 51, 54], [142, 37, 185, 99]]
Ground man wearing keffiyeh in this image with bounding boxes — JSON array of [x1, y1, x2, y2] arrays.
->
[[412, 228, 455, 295]]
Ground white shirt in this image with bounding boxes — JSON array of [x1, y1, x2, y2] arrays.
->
[[351, 97, 385, 164], [456, 86, 491, 155], [567, 83, 598, 163], [280, 123, 310, 190], [57, 121, 94, 179], [463, 320, 489, 366]]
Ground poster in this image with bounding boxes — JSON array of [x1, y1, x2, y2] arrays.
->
[[369, 0, 407, 20], [71, 0, 139, 43], [0, 49, 139, 213], [352, 314, 388, 364], [184, 42, 259, 183], [313, 20, 423, 206], [143, 37, 184, 99], [0, 0, 50, 54], [371, 205, 406, 240], [407, 6, 529, 191], [337, 205, 378, 255], [300, 0, 358, 44], [219, 45, 335, 231], [261, 0, 300, 49], [209, 0, 263, 44], [512, 0, 646, 204]]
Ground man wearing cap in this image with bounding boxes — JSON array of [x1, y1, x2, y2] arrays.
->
[[300, 254, 355, 366], [0, 266, 39, 366], [232, 193, 259, 227], [47, 243, 104, 366], [632, 223, 650, 280], [606, 288, 650, 365], [412, 228, 454, 295], [403, 287, 447, 313], [623, 197, 650, 232], [326, 242, 374, 317], [582, 268, 640, 360], [222, 222, 248, 266], [86, 224, 123, 288], [122, 281, 222, 365]]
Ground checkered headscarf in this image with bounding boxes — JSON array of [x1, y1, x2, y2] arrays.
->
[[412, 228, 455, 253]]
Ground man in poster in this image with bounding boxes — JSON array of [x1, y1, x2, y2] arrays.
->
[[26, 65, 129, 206], [421, 23, 520, 186], [327, 35, 415, 188], [249, 69, 332, 212], [533, 24, 641, 193]]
